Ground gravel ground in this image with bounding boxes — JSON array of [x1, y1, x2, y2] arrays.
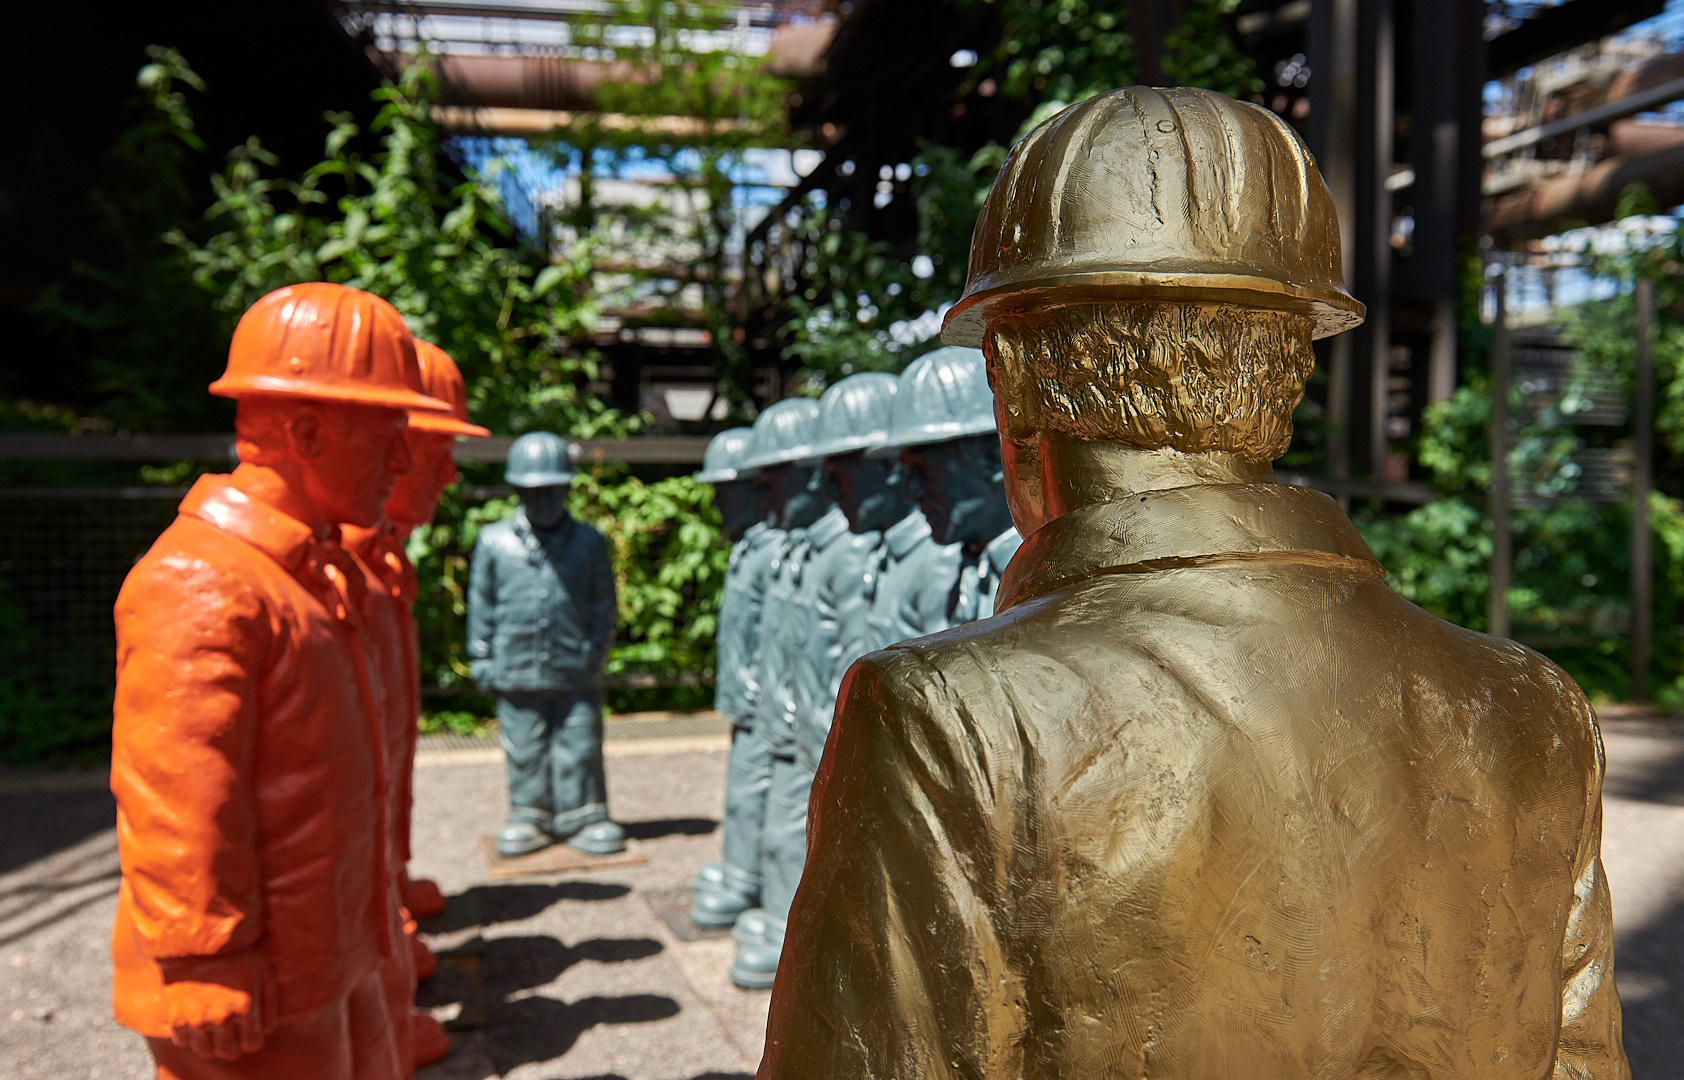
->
[[2, 718, 1681, 1079]]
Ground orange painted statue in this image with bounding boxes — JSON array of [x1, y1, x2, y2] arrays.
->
[[344, 339, 489, 1071], [110, 282, 451, 1080]]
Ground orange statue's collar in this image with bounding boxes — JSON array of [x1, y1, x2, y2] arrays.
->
[[995, 482, 1383, 612], [179, 475, 321, 572]]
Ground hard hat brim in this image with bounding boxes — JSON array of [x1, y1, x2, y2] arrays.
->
[[868, 416, 999, 457], [209, 374, 454, 414], [941, 272, 1366, 348], [506, 470, 576, 488], [694, 466, 740, 483], [807, 431, 888, 460], [739, 447, 815, 471], [409, 411, 491, 438]]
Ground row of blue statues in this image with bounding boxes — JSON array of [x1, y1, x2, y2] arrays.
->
[[688, 346, 1022, 988]]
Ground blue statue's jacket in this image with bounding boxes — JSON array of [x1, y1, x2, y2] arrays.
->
[[468, 508, 616, 692], [714, 522, 784, 728], [858, 508, 962, 654]]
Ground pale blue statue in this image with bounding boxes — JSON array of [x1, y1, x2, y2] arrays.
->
[[727, 397, 880, 989], [882, 347, 1021, 621], [469, 432, 623, 857], [689, 427, 782, 927]]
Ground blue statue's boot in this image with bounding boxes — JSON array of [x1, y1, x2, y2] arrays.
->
[[692, 887, 754, 928], [495, 820, 552, 857], [728, 913, 785, 989], [731, 907, 774, 946], [692, 861, 726, 892], [565, 819, 626, 855]]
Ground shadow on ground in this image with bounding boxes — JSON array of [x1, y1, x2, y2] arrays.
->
[[621, 817, 717, 841], [0, 789, 114, 876], [473, 934, 674, 1072], [424, 881, 631, 932], [487, 993, 682, 1072], [1617, 892, 1684, 1079]]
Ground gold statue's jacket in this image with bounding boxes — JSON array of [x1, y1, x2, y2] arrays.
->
[[760, 482, 1626, 1080]]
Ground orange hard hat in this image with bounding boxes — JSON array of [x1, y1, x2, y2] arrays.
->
[[209, 283, 451, 413], [410, 341, 491, 437]]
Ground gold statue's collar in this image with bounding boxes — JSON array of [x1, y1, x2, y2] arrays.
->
[[995, 482, 1383, 612]]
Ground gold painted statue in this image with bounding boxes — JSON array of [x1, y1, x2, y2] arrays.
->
[[759, 87, 1628, 1080]]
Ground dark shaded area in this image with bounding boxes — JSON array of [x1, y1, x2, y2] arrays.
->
[[474, 931, 675, 1072], [1600, 722, 1684, 807], [422, 880, 631, 932], [1615, 897, 1684, 1078], [0, 495, 181, 764], [487, 994, 681, 1071], [620, 816, 717, 841], [0, 789, 114, 877], [0, 0, 383, 417]]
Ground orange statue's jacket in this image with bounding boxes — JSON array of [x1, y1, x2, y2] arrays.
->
[[345, 523, 421, 875], [111, 475, 392, 1036]]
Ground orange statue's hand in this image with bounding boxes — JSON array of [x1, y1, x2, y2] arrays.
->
[[157, 951, 279, 1061]]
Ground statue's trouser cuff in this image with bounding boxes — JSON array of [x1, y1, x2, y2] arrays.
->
[[720, 723, 774, 892], [498, 690, 609, 830], [759, 753, 818, 921], [551, 801, 610, 837], [145, 968, 402, 1080]]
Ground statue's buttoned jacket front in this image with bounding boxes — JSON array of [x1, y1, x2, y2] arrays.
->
[[715, 522, 785, 728], [468, 509, 616, 692], [859, 509, 961, 655], [788, 507, 880, 767]]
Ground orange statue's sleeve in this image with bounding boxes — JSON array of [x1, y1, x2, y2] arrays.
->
[[1554, 717, 1630, 1080], [111, 544, 271, 962], [760, 649, 1027, 1080]]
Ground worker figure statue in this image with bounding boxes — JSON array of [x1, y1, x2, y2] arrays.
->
[[344, 339, 489, 1072], [728, 398, 877, 989], [799, 371, 933, 759], [469, 432, 623, 858], [111, 283, 451, 1080], [690, 428, 779, 928], [872, 347, 1017, 626], [760, 87, 1628, 1080]]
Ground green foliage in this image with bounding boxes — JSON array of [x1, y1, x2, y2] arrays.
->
[[0, 581, 110, 766], [1350, 205, 1684, 705], [171, 55, 630, 439], [975, 0, 1137, 105], [572, 472, 729, 687]]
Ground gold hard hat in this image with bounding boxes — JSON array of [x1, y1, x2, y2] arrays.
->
[[942, 86, 1364, 347]]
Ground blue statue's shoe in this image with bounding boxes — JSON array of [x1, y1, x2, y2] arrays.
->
[[692, 861, 726, 892], [495, 821, 553, 857], [729, 939, 782, 990], [565, 820, 626, 855], [691, 886, 755, 928], [730, 907, 775, 945]]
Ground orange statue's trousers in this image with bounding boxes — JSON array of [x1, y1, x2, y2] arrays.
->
[[145, 970, 403, 1080]]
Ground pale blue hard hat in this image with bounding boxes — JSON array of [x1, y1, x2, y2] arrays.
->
[[741, 398, 821, 470], [504, 431, 578, 487], [695, 427, 757, 484], [810, 372, 901, 459], [879, 346, 996, 452]]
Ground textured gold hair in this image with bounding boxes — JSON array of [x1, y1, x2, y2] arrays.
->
[[983, 301, 1315, 463]]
